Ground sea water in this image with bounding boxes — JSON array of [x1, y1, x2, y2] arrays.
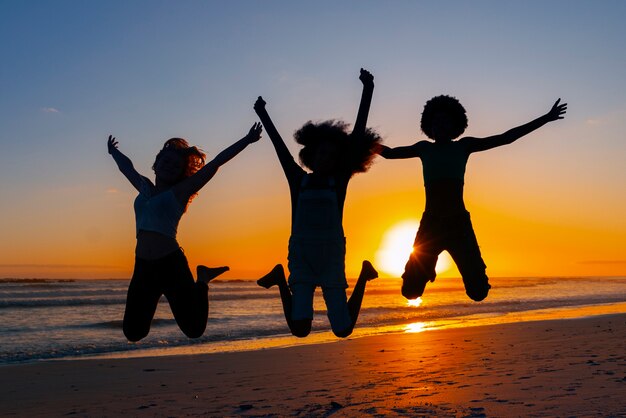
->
[[1, 276, 625, 364]]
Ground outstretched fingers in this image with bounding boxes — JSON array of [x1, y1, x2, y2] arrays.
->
[[107, 135, 118, 153], [549, 98, 568, 120], [247, 122, 263, 142]]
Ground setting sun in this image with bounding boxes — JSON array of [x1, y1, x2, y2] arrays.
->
[[375, 220, 452, 277], [407, 297, 423, 308]]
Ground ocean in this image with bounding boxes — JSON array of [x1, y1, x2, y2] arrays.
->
[[1, 276, 625, 365]]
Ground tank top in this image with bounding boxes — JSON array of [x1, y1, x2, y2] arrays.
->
[[134, 181, 184, 239]]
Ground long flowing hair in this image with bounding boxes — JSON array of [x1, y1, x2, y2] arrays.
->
[[153, 138, 206, 207]]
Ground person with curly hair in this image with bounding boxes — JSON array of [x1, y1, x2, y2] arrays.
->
[[379, 95, 567, 302], [107, 123, 262, 341], [254, 69, 381, 338]]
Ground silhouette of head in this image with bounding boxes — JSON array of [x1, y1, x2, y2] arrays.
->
[[421, 95, 468, 141], [153, 138, 206, 185], [295, 120, 381, 176]]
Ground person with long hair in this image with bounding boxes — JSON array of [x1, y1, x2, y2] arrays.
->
[[107, 123, 262, 341]]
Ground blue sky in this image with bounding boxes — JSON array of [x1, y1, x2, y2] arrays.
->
[[1, 1, 625, 278]]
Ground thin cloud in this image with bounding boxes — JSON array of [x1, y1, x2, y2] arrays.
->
[[585, 109, 626, 126], [41, 107, 60, 113]]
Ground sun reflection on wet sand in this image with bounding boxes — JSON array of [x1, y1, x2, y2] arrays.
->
[[404, 322, 427, 333]]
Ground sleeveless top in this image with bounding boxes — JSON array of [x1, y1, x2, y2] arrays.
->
[[134, 180, 184, 239]]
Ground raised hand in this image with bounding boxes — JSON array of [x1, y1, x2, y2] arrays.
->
[[359, 68, 374, 88], [246, 122, 263, 143], [107, 135, 119, 154], [254, 96, 267, 112], [546, 99, 567, 122]]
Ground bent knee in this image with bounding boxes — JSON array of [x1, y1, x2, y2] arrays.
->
[[292, 329, 311, 338], [123, 325, 149, 342], [466, 283, 490, 302], [182, 327, 206, 339], [290, 319, 312, 338], [179, 320, 207, 339], [332, 327, 354, 338]]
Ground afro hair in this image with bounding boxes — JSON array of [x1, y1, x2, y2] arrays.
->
[[420, 95, 468, 140]]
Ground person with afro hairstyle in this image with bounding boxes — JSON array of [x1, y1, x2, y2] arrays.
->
[[254, 68, 381, 338], [378, 96, 567, 302], [107, 123, 262, 341]]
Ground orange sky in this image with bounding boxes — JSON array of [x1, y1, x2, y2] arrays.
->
[[1, 3, 625, 280], [3, 146, 624, 280]]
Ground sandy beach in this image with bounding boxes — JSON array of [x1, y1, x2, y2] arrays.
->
[[1, 313, 624, 417]]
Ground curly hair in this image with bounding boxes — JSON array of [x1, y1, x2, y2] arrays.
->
[[420, 95, 468, 140], [295, 120, 381, 176]]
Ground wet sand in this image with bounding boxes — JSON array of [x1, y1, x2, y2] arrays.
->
[[1, 314, 624, 417]]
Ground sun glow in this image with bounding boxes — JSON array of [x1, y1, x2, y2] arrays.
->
[[375, 220, 452, 277], [404, 322, 427, 333]]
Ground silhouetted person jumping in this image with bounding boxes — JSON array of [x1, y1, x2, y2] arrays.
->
[[107, 123, 262, 341], [255, 69, 380, 338], [379, 96, 567, 302]]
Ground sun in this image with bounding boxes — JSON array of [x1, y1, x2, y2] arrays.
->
[[375, 220, 452, 277]]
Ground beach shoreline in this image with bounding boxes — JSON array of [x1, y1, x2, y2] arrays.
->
[[1, 313, 624, 417]]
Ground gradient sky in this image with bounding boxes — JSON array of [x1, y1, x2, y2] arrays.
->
[[1, 1, 625, 279]]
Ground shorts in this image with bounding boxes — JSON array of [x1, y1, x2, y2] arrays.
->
[[290, 282, 352, 334], [403, 211, 490, 301], [287, 236, 347, 288]]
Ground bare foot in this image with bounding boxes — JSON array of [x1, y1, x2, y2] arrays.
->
[[257, 264, 285, 289], [361, 260, 378, 281], [197, 265, 229, 284]]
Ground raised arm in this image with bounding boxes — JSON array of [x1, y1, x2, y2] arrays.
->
[[465, 99, 568, 153], [351, 68, 375, 138], [175, 123, 262, 201], [254, 96, 302, 178], [107, 135, 145, 192]]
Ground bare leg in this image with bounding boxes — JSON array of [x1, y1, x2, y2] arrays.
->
[[347, 260, 378, 325], [257, 264, 311, 337], [257, 264, 292, 323], [197, 265, 229, 284], [332, 260, 378, 338]]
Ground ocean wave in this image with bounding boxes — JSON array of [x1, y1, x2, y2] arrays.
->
[[0, 323, 292, 365], [0, 291, 281, 309], [0, 289, 127, 300], [83, 318, 175, 329], [313, 295, 626, 325], [0, 297, 126, 309], [0, 278, 77, 284]]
